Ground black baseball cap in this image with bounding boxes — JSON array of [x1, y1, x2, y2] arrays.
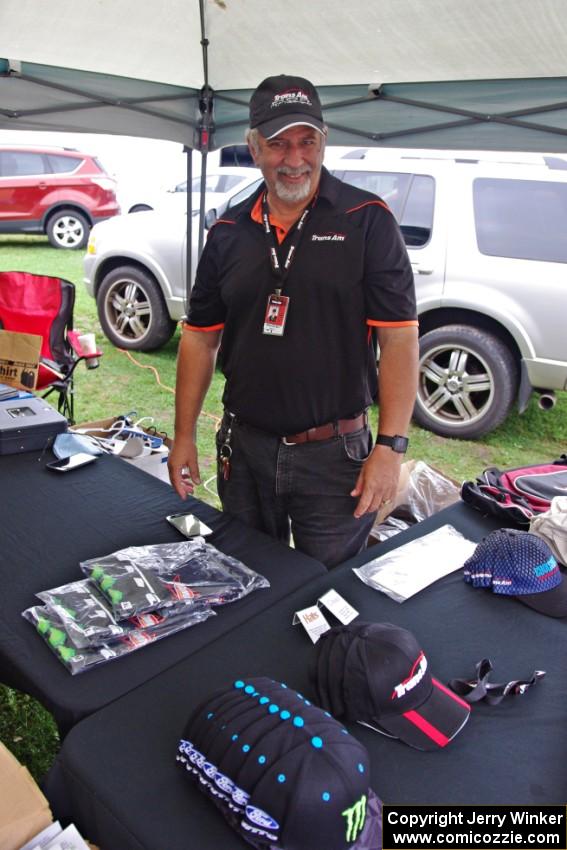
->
[[249, 75, 325, 139], [314, 623, 471, 752], [177, 676, 381, 850]]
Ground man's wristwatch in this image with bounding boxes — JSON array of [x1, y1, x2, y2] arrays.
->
[[376, 434, 409, 454]]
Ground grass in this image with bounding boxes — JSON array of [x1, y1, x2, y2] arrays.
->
[[1, 234, 566, 781]]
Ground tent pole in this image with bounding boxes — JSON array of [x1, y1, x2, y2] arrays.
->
[[184, 145, 192, 311]]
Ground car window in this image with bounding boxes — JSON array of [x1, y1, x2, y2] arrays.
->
[[47, 154, 82, 173], [226, 178, 263, 209], [338, 169, 434, 247], [399, 175, 435, 247], [0, 151, 46, 177], [192, 175, 226, 193], [217, 174, 248, 193], [341, 170, 411, 220], [474, 177, 567, 263]]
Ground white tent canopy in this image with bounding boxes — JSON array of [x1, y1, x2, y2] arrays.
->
[[2, 0, 567, 152]]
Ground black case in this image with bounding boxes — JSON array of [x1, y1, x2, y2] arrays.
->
[[0, 396, 68, 455]]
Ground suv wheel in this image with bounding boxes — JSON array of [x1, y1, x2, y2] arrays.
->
[[96, 265, 177, 351], [413, 324, 518, 439], [46, 208, 90, 249]]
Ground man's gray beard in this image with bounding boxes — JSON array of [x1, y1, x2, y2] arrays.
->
[[274, 175, 313, 204]]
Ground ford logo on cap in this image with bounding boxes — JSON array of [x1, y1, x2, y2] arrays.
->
[[245, 803, 280, 831]]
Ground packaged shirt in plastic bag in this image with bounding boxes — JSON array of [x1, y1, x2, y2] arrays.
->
[[22, 603, 215, 674], [353, 524, 476, 603], [80, 538, 269, 618], [36, 578, 208, 649]]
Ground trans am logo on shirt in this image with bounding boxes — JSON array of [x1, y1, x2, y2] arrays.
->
[[311, 232, 346, 242]]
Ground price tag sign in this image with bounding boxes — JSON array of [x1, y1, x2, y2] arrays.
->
[[292, 605, 331, 644], [318, 589, 359, 625]]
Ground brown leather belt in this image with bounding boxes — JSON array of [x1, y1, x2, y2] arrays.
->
[[282, 412, 367, 445]]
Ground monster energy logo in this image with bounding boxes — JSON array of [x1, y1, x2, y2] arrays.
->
[[342, 793, 367, 843]]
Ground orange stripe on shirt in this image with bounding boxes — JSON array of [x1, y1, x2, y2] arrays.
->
[[183, 322, 225, 333], [366, 319, 419, 328], [251, 194, 289, 244], [346, 199, 390, 215]]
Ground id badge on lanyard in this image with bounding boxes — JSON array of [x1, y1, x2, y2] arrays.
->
[[261, 194, 312, 338], [263, 293, 290, 336]]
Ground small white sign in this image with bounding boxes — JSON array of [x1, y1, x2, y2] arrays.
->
[[292, 605, 331, 644], [318, 588, 359, 624]]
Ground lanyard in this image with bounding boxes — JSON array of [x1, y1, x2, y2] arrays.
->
[[448, 658, 546, 706], [261, 192, 314, 295]]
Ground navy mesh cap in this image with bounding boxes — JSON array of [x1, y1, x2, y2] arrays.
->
[[463, 529, 567, 617], [313, 623, 471, 752], [177, 676, 380, 850], [249, 75, 325, 139]]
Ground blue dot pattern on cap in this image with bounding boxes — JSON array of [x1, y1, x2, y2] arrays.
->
[[463, 530, 561, 596], [177, 676, 373, 850]]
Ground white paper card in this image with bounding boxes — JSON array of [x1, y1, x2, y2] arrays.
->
[[318, 588, 359, 624], [293, 605, 331, 643], [44, 824, 91, 850]]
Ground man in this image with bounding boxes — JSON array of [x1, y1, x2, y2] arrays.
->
[[169, 74, 419, 568]]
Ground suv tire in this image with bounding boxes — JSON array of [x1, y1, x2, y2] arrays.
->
[[46, 208, 90, 249], [413, 324, 518, 439], [97, 265, 177, 351]]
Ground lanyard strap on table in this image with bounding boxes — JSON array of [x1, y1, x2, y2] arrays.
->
[[261, 192, 313, 295], [448, 658, 546, 706]]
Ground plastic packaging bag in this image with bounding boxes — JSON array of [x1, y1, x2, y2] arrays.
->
[[370, 460, 460, 542], [80, 538, 270, 618], [406, 460, 460, 523], [354, 524, 476, 603], [22, 603, 215, 674], [37, 578, 208, 649]]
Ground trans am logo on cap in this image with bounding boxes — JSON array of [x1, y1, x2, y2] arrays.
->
[[271, 89, 313, 109]]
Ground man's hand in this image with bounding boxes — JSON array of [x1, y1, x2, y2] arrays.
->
[[350, 445, 403, 518], [168, 438, 201, 499]]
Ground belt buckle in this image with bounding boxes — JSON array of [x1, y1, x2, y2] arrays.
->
[[282, 435, 297, 446]]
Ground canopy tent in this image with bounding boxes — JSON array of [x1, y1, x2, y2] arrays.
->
[[2, 0, 567, 153], [2, 0, 567, 288]]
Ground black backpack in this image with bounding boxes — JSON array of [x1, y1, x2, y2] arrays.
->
[[461, 455, 567, 528]]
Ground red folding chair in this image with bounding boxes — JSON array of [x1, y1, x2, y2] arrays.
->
[[0, 271, 102, 423]]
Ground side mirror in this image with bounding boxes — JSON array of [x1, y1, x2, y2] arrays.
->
[[204, 208, 218, 230]]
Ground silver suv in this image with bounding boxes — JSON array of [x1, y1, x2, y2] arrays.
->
[[84, 152, 567, 439]]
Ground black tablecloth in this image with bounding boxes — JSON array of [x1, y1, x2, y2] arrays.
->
[[0, 451, 326, 733], [44, 502, 567, 850]]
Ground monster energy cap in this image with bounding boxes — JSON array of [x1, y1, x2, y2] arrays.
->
[[177, 676, 381, 850], [314, 622, 471, 752]]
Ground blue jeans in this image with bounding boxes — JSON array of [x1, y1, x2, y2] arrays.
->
[[216, 416, 376, 568]]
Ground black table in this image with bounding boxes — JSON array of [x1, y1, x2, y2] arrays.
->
[[43, 502, 567, 850], [0, 451, 326, 734]]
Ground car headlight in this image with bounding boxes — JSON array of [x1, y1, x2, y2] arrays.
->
[[87, 234, 96, 254]]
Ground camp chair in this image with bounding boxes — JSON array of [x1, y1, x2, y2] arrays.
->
[[0, 271, 101, 423]]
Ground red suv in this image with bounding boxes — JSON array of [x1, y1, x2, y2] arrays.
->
[[0, 145, 120, 249]]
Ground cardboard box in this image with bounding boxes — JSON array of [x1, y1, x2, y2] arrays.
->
[[0, 742, 53, 850], [0, 330, 42, 391]]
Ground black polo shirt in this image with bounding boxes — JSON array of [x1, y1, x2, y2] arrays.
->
[[186, 167, 417, 435]]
